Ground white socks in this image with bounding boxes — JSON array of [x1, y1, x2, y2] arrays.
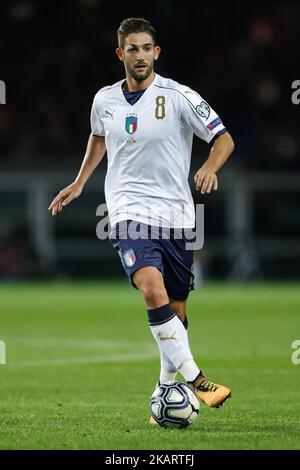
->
[[150, 313, 200, 383], [159, 351, 177, 384]]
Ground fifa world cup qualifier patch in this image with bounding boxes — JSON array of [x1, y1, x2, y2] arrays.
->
[[196, 101, 210, 120], [122, 249, 136, 267]]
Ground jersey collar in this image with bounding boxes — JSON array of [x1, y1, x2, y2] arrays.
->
[[120, 73, 158, 107]]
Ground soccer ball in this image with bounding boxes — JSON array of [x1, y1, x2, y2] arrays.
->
[[150, 381, 200, 428]]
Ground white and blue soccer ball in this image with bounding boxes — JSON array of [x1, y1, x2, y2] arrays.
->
[[150, 381, 200, 428]]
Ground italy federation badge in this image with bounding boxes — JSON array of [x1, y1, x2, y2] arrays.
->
[[123, 249, 136, 267], [125, 114, 138, 134]]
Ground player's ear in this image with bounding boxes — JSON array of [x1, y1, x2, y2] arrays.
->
[[116, 48, 124, 62], [154, 45, 161, 61]]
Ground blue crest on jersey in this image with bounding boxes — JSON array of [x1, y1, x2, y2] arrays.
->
[[125, 115, 138, 134]]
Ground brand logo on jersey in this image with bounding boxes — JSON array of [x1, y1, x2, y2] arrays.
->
[[123, 249, 136, 267], [196, 101, 210, 120], [104, 110, 115, 120], [207, 117, 222, 130], [125, 114, 138, 134]]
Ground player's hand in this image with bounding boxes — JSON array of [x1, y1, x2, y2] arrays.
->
[[194, 163, 218, 194], [48, 181, 83, 216]]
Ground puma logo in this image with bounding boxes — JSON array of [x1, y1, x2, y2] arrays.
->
[[105, 110, 115, 119], [158, 331, 177, 341]]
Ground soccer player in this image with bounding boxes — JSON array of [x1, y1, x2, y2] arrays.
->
[[48, 18, 235, 416]]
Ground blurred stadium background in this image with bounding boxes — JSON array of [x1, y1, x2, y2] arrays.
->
[[1, 0, 300, 451], [1, 0, 300, 283]]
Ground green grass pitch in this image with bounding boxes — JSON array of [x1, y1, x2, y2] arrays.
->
[[0, 281, 300, 450]]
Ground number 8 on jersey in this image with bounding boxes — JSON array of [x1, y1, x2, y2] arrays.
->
[[155, 96, 166, 119]]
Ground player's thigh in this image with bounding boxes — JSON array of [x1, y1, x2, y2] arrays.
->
[[110, 220, 164, 288], [133, 266, 169, 308], [161, 237, 194, 302]]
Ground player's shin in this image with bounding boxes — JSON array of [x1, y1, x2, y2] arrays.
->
[[147, 304, 200, 382], [159, 351, 177, 384], [158, 315, 189, 384]]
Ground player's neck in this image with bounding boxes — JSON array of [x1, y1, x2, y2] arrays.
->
[[124, 72, 155, 92]]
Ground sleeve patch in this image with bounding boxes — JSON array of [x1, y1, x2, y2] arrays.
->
[[207, 117, 222, 130], [195, 101, 210, 120]]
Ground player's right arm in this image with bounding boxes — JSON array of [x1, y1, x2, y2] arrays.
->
[[48, 134, 106, 216]]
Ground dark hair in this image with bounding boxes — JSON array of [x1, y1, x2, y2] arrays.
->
[[117, 17, 156, 48]]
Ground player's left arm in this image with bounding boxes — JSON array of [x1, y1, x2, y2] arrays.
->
[[194, 131, 235, 194]]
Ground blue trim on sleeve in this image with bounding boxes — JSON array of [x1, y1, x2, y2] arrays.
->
[[210, 128, 227, 144]]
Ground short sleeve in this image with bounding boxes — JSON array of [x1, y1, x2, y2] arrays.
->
[[90, 95, 105, 137], [180, 87, 227, 143]]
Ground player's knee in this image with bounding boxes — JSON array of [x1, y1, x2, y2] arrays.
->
[[139, 282, 168, 309]]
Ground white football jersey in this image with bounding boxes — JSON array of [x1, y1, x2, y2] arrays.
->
[[91, 73, 226, 228]]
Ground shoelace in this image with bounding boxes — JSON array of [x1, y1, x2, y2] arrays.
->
[[198, 379, 219, 393]]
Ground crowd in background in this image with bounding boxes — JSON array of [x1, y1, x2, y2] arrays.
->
[[1, 0, 299, 279], [1, 0, 299, 171]]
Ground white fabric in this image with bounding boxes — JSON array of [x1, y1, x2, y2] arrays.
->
[[178, 359, 200, 383], [150, 314, 200, 383], [91, 74, 226, 228], [159, 352, 177, 384], [159, 327, 192, 383]]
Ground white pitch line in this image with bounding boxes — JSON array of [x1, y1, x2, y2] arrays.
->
[[7, 337, 154, 351], [7, 351, 158, 368]]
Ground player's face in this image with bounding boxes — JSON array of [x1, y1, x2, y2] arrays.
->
[[116, 33, 160, 82]]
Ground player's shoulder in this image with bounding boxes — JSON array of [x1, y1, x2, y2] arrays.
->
[[155, 75, 209, 114], [154, 74, 196, 98], [93, 79, 123, 102]]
